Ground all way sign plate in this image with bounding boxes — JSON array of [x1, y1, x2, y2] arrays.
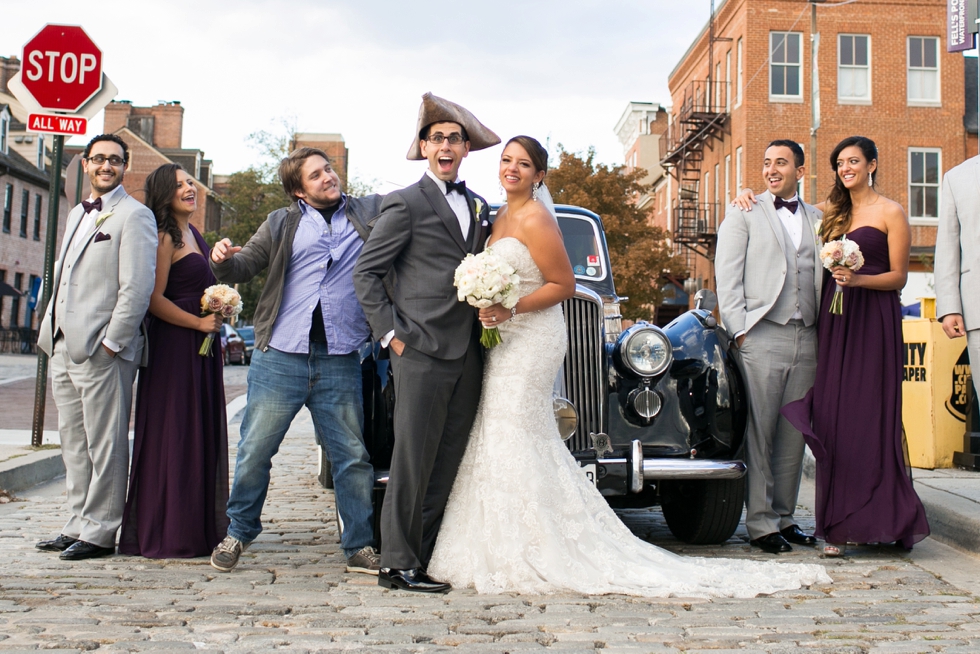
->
[[28, 113, 87, 136]]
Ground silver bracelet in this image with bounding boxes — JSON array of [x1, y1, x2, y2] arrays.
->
[[510, 305, 517, 319]]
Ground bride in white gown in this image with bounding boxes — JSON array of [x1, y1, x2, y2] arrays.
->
[[427, 136, 832, 598]]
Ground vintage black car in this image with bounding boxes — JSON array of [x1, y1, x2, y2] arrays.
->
[[321, 205, 749, 545]]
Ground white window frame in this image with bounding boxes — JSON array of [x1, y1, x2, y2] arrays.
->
[[735, 147, 743, 195], [36, 134, 45, 172], [769, 32, 804, 102], [908, 147, 942, 225], [713, 163, 720, 229], [735, 39, 744, 108], [838, 34, 872, 104], [724, 154, 732, 205], [725, 50, 732, 112], [907, 36, 941, 106], [0, 109, 9, 155]]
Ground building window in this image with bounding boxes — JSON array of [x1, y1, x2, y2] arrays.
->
[[36, 135, 45, 172], [2, 184, 11, 234], [0, 110, 8, 155], [838, 34, 871, 102], [11, 272, 22, 327], [735, 147, 743, 195], [33, 194, 41, 241], [908, 36, 940, 105], [27, 274, 39, 328], [909, 148, 941, 222], [19, 189, 28, 238], [726, 50, 732, 112], [770, 32, 803, 99], [736, 39, 744, 107], [725, 155, 732, 205], [704, 170, 711, 224]]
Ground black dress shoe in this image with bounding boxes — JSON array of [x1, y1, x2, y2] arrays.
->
[[36, 534, 78, 552], [750, 533, 792, 554], [780, 525, 817, 546], [59, 540, 114, 561], [378, 567, 450, 593]]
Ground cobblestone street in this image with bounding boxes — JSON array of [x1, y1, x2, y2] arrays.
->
[[0, 398, 978, 653]]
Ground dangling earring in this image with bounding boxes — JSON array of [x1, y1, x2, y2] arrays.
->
[[868, 172, 873, 187], [532, 182, 539, 201]]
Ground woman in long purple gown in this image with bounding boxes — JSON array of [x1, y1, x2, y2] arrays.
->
[[782, 137, 929, 555], [119, 163, 229, 558]]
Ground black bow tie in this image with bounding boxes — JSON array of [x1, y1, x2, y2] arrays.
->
[[81, 197, 103, 214], [774, 196, 798, 213], [445, 180, 466, 195]]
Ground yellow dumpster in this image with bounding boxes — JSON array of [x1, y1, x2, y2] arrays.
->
[[902, 297, 972, 469]]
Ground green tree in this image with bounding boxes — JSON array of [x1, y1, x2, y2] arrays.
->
[[547, 146, 680, 321]]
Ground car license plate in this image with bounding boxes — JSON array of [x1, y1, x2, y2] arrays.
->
[[580, 463, 597, 486]]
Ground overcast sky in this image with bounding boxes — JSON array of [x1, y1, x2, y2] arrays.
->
[[4, 1, 709, 199]]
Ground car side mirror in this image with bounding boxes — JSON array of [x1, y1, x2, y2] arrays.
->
[[694, 289, 717, 312]]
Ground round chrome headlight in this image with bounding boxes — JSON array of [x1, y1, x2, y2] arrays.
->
[[553, 397, 578, 441], [618, 326, 672, 377]]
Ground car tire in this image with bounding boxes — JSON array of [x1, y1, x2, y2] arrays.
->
[[659, 477, 745, 545]]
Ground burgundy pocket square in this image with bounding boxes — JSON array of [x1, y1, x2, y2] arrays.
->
[[94, 232, 111, 243]]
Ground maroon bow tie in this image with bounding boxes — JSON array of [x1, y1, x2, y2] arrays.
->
[[774, 196, 798, 213], [81, 197, 102, 214]]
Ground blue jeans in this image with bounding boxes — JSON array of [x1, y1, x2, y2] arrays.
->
[[226, 344, 374, 557]]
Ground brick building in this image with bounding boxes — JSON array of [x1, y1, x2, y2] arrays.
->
[[0, 64, 69, 334], [65, 101, 223, 235], [656, 0, 970, 305]]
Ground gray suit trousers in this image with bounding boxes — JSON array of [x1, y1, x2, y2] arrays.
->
[[740, 320, 817, 540], [50, 338, 140, 548], [382, 336, 483, 570]]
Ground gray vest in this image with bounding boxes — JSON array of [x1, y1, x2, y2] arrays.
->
[[766, 213, 817, 326]]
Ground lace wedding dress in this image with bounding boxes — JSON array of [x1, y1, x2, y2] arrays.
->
[[427, 237, 832, 597]]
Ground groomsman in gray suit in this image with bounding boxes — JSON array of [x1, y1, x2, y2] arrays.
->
[[715, 140, 821, 554], [36, 134, 158, 560], [937, 155, 980, 391], [354, 93, 498, 592]]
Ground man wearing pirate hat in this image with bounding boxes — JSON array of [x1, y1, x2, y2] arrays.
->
[[354, 93, 499, 592]]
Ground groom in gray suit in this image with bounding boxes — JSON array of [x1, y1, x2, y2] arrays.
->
[[715, 140, 821, 554], [937, 155, 980, 393], [36, 134, 158, 560], [354, 93, 498, 592]]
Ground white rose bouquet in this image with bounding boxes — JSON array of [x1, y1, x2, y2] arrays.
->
[[199, 284, 243, 356], [819, 235, 864, 315], [453, 248, 521, 348]]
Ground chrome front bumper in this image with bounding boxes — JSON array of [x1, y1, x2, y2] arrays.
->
[[596, 440, 747, 492]]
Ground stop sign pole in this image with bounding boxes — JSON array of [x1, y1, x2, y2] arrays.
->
[[6, 25, 116, 448]]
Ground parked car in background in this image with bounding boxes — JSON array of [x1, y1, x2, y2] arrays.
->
[[220, 323, 246, 366], [236, 325, 255, 364]]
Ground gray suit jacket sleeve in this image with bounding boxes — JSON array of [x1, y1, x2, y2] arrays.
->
[[210, 216, 274, 284], [353, 193, 411, 339], [936, 173, 964, 321], [715, 204, 751, 335], [105, 201, 158, 349]]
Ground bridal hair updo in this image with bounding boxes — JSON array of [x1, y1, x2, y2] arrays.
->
[[145, 162, 186, 250], [821, 136, 878, 242], [506, 135, 549, 176]]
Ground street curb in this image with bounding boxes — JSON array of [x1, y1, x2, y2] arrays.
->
[[0, 448, 64, 495], [803, 449, 980, 554]]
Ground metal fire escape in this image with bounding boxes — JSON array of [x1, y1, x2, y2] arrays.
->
[[659, 0, 731, 271], [659, 80, 729, 268]]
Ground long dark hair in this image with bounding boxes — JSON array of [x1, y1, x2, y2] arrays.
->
[[822, 136, 878, 242], [145, 163, 185, 249]]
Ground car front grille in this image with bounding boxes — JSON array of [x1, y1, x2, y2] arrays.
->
[[560, 291, 606, 452]]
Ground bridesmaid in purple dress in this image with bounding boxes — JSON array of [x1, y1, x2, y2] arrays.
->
[[119, 163, 229, 558], [781, 137, 929, 555]]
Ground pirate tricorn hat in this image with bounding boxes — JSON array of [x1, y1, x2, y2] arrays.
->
[[406, 92, 501, 161]]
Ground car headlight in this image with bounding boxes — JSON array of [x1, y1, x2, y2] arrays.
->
[[618, 325, 672, 377]]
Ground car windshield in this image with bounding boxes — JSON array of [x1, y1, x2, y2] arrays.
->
[[557, 215, 606, 281]]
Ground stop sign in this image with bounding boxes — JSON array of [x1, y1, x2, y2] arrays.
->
[[21, 24, 102, 113]]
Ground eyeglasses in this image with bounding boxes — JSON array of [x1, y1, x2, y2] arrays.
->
[[85, 155, 126, 167], [426, 133, 465, 145]]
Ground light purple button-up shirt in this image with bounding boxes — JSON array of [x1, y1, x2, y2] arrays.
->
[[268, 197, 370, 355]]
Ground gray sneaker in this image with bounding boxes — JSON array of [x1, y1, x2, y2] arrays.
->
[[345, 546, 381, 575], [210, 536, 248, 572]]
